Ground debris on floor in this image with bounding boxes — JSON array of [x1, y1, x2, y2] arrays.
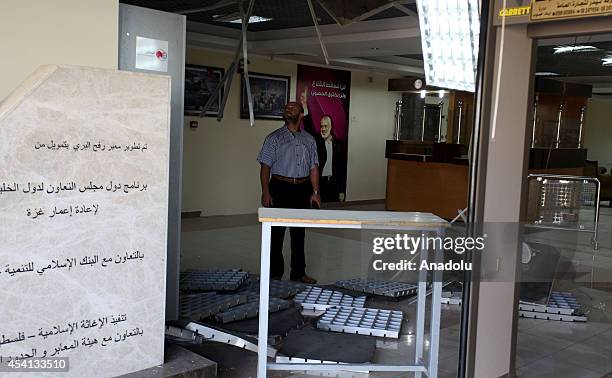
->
[[180, 268, 249, 291], [335, 278, 418, 298]]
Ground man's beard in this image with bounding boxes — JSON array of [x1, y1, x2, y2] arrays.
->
[[284, 115, 300, 124]]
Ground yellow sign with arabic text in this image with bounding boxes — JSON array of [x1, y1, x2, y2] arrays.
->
[[499, 5, 531, 17], [531, 0, 612, 20]]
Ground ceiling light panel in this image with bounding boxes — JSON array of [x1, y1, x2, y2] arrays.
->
[[553, 45, 599, 54], [416, 0, 480, 92], [228, 15, 272, 24], [213, 13, 272, 24]]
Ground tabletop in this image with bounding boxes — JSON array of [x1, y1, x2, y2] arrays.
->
[[258, 208, 448, 229]]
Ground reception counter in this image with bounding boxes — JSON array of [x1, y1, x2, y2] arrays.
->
[[386, 159, 468, 219], [385, 141, 468, 220], [385, 141, 589, 220]]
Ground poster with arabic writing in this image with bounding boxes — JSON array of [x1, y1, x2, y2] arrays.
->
[[297, 65, 351, 203]]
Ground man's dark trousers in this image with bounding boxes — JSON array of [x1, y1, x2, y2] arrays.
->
[[269, 177, 311, 280]]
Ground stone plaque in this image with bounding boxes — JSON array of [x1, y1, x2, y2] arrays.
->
[[0, 65, 170, 377]]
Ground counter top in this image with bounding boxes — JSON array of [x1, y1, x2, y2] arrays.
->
[[386, 140, 467, 164]]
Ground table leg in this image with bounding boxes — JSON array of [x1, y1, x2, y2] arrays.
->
[[257, 222, 272, 378], [415, 232, 427, 377], [428, 228, 444, 378]]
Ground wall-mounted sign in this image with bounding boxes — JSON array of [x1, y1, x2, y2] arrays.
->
[[296, 65, 351, 203], [531, 0, 612, 21], [0, 65, 170, 377], [499, 5, 531, 17], [135, 36, 169, 72]]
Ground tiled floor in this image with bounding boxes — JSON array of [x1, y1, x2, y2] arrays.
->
[[516, 318, 612, 377], [513, 206, 612, 378], [180, 205, 612, 377]]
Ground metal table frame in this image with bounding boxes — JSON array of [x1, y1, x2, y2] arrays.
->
[[256, 208, 448, 377]]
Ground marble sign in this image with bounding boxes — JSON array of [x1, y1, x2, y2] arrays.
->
[[0, 65, 170, 377]]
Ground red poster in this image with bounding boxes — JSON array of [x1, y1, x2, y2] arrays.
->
[[296, 65, 351, 202]]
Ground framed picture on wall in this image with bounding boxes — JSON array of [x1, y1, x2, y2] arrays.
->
[[184, 64, 224, 117], [240, 72, 291, 120]]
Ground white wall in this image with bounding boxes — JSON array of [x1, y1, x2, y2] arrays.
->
[[584, 98, 612, 172], [182, 47, 400, 216], [345, 72, 398, 202], [0, 0, 119, 101]]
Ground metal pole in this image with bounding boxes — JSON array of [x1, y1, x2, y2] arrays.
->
[[306, 0, 330, 65], [421, 105, 427, 142], [394, 100, 403, 140], [199, 39, 242, 118], [314, 0, 342, 26], [216, 54, 240, 121], [456, 100, 464, 144], [428, 228, 445, 378], [577, 105, 585, 148], [460, 0, 491, 376], [437, 101, 444, 142], [531, 95, 538, 148], [257, 222, 272, 378], [414, 232, 428, 378], [555, 103, 564, 148], [594, 178, 600, 249], [199, 0, 255, 120], [393, 2, 418, 17], [240, 0, 256, 127]]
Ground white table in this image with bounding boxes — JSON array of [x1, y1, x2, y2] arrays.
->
[[257, 208, 449, 378]]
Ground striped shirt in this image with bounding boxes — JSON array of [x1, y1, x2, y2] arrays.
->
[[257, 125, 319, 178]]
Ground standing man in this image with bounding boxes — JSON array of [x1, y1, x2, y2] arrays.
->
[[257, 102, 320, 284]]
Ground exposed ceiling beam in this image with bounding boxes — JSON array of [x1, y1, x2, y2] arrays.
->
[[321, 0, 417, 26], [341, 3, 396, 25], [315, 0, 343, 26], [187, 44, 423, 76], [249, 27, 420, 51], [184, 13, 424, 76], [306, 0, 330, 64], [393, 3, 417, 17], [366, 55, 424, 67], [187, 22, 422, 55], [187, 31, 239, 49], [176, 0, 235, 15], [187, 20, 242, 38], [332, 57, 424, 75], [249, 16, 419, 40]]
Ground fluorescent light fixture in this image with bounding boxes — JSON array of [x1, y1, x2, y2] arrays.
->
[[228, 15, 272, 23], [553, 45, 598, 54], [416, 0, 480, 92], [603, 56, 612, 66], [213, 13, 272, 23], [535, 72, 560, 76]]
